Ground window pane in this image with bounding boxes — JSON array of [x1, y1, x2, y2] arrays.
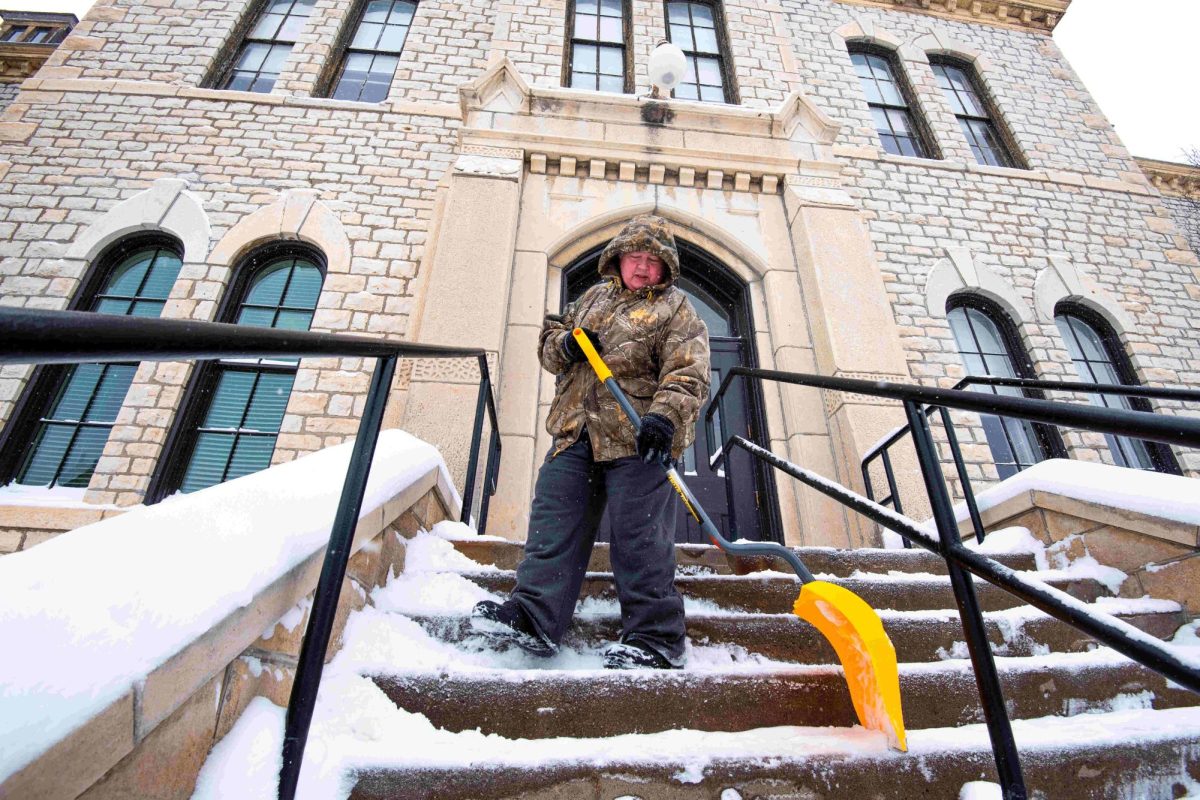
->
[[577, 0, 599, 13], [55, 427, 110, 488], [696, 56, 721, 86], [246, 263, 291, 306], [251, 12, 286, 39], [389, 0, 415, 25], [674, 82, 699, 100], [699, 84, 724, 103], [693, 27, 718, 54], [181, 432, 236, 492], [84, 364, 137, 422], [205, 370, 256, 429], [226, 435, 277, 481], [140, 253, 184, 299], [129, 299, 166, 318], [237, 305, 276, 327], [274, 309, 313, 331], [378, 22, 410, 52], [598, 16, 622, 43], [690, 3, 714, 25], [570, 71, 597, 90], [598, 45, 623, 76], [104, 253, 153, 296], [363, 0, 390, 22], [667, 2, 690, 23], [353, 22, 384, 49], [598, 73, 624, 93], [51, 365, 104, 422], [96, 298, 138, 318], [599, 0, 621, 16], [574, 43, 597, 72], [574, 12, 598, 39], [244, 372, 294, 431], [669, 24, 693, 50], [17, 424, 74, 486]]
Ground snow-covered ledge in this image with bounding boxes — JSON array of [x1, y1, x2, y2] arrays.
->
[[951, 460, 1200, 615], [0, 431, 460, 800]]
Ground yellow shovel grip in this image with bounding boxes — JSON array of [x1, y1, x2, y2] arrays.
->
[[572, 328, 612, 382]]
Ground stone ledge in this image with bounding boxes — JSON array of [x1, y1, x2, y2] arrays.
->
[[19, 77, 461, 119], [844, 149, 1155, 197]]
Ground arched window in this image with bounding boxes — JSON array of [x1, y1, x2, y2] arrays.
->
[[947, 297, 1060, 479], [665, 0, 736, 103], [1054, 305, 1180, 473], [565, 0, 629, 93], [0, 237, 183, 489], [327, 0, 417, 103], [929, 56, 1018, 168], [848, 44, 935, 159], [151, 246, 325, 498]]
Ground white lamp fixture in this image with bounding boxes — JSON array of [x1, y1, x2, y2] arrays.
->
[[647, 40, 686, 99]]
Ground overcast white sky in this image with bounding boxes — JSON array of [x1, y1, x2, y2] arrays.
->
[[8, 0, 1198, 162]]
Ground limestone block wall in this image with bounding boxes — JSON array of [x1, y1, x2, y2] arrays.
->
[[0, 0, 1196, 527]]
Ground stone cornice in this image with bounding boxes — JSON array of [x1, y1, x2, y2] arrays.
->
[[0, 43, 51, 81], [1137, 157, 1200, 201], [830, 0, 1070, 34]]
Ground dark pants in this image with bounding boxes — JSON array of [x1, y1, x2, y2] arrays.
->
[[509, 431, 686, 663]]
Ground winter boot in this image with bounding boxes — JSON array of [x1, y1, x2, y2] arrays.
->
[[602, 639, 682, 670], [470, 600, 557, 658]]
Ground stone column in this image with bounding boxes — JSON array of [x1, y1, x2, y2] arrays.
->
[[402, 146, 523, 525], [784, 176, 918, 547]]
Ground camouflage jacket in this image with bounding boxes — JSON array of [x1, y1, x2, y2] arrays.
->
[[540, 278, 710, 463]]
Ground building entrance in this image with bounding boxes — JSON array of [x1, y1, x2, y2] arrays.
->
[[563, 241, 777, 544]]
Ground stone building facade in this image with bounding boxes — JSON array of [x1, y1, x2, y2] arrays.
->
[[0, 0, 1197, 552]]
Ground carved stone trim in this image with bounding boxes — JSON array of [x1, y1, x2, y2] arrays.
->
[[821, 371, 912, 416], [1137, 157, 1200, 200], [409, 352, 499, 385], [454, 154, 522, 180], [829, 0, 1069, 34], [527, 153, 784, 195]]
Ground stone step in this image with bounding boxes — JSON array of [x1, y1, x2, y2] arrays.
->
[[347, 706, 1200, 800], [460, 570, 1108, 614], [451, 539, 1039, 577], [405, 605, 1184, 664], [370, 655, 1199, 739]]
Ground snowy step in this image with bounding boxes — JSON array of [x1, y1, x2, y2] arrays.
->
[[459, 569, 1109, 614], [346, 706, 1200, 800], [450, 539, 1039, 576], [403, 602, 1184, 664], [368, 653, 1199, 739]]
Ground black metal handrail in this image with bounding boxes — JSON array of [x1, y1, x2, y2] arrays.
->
[[705, 366, 1200, 800], [860, 375, 1200, 546], [0, 307, 501, 800]]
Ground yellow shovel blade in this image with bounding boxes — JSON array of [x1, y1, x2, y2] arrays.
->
[[794, 581, 907, 751]]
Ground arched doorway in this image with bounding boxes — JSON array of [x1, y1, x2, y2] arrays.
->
[[563, 240, 780, 544]]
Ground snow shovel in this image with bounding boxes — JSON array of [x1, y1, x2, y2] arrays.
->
[[572, 328, 907, 751]]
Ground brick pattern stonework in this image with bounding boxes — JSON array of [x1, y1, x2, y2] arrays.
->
[[0, 82, 20, 113], [0, 0, 1196, 518]]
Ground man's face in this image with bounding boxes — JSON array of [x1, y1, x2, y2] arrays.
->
[[619, 251, 665, 290]]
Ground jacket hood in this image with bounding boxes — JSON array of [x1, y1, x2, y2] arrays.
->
[[597, 215, 681, 288]]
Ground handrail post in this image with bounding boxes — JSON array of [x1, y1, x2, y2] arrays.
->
[[938, 406, 986, 544], [477, 427, 500, 536], [460, 358, 490, 527], [904, 400, 1027, 800], [278, 355, 397, 800]]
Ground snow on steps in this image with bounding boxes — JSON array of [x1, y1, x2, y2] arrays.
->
[[196, 526, 1200, 799]]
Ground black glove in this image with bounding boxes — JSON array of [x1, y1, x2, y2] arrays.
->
[[562, 327, 603, 364], [637, 413, 675, 466]]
